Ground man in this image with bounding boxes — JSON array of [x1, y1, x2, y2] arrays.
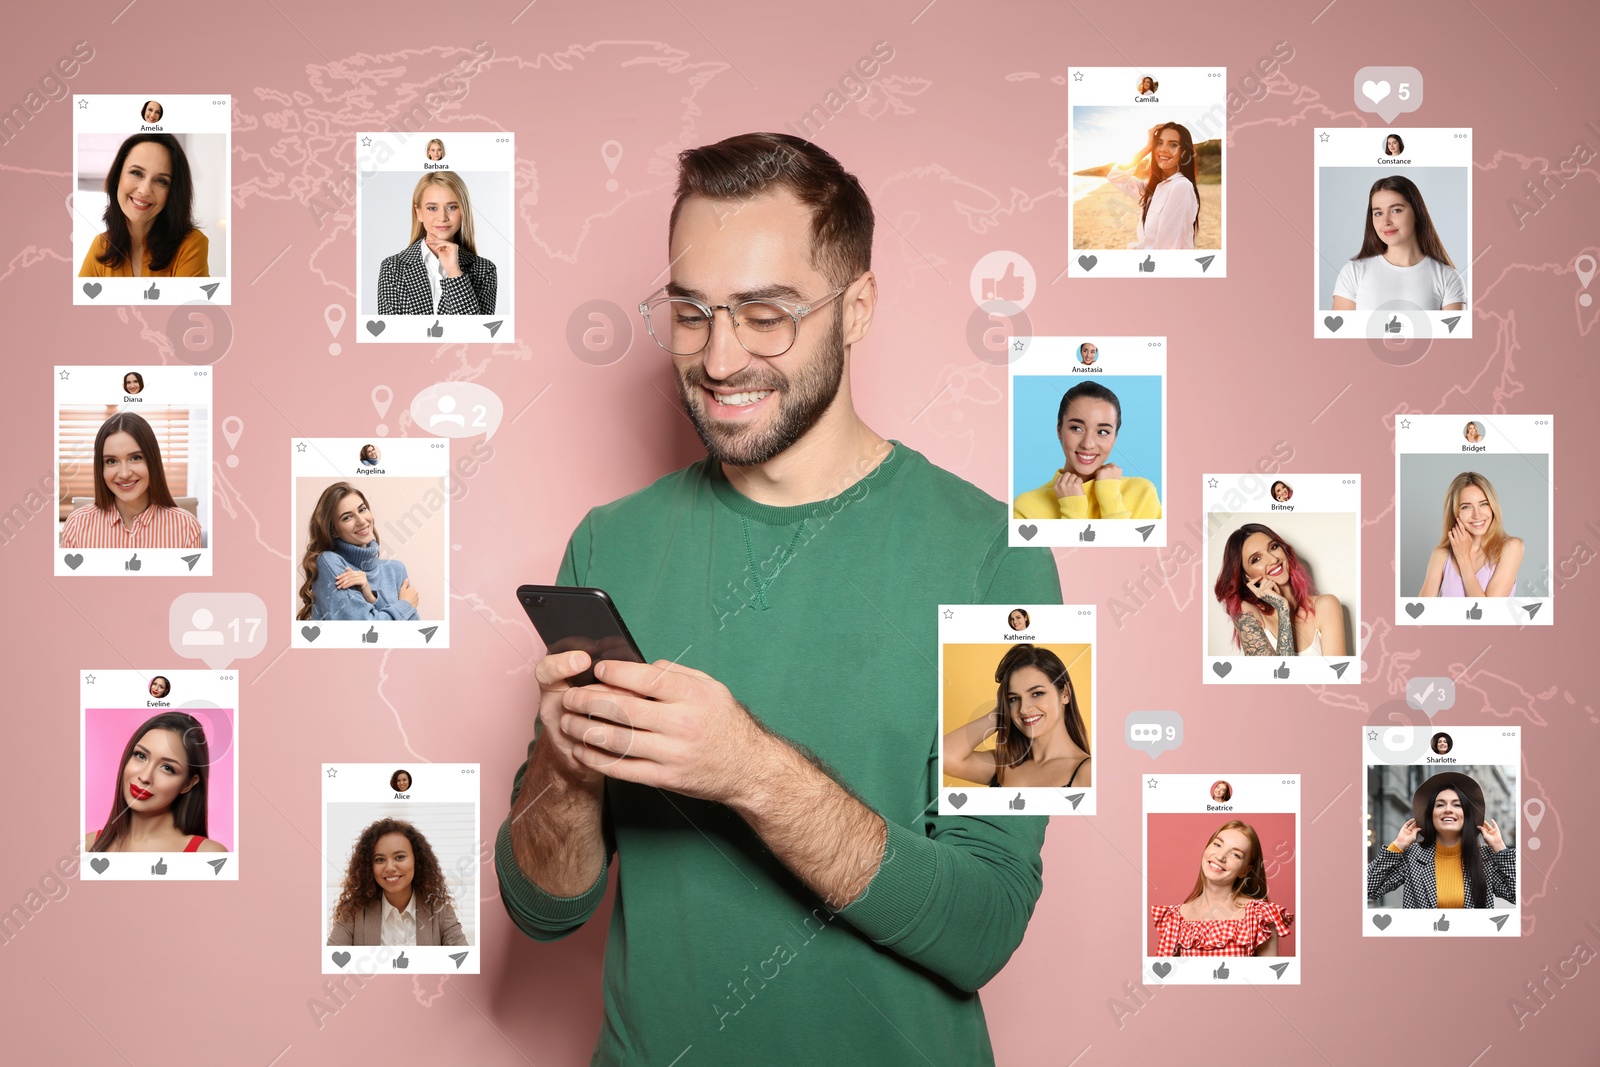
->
[[497, 132, 1061, 1063]]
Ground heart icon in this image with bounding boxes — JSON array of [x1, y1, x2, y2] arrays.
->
[[1151, 962, 1172, 978], [90, 857, 109, 874], [331, 951, 352, 968], [1324, 316, 1343, 332], [1361, 79, 1391, 104], [82, 282, 103, 298], [1077, 255, 1097, 271], [948, 792, 968, 809], [365, 320, 385, 336], [63, 553, 84, 570], [1017, 524, 1038, 541], [301, 625, 322, 641], [1404, 602, 1424, 619], [1211, 661, 1232, 678], [1372, 914, 1392, 930]]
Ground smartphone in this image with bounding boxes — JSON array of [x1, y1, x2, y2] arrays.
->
[[516, 585, 646, 686]]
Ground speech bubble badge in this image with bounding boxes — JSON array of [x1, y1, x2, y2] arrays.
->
[[409, 382, 504, 441], [1124, 710, 1184, 760], [1353, 66, 1423, 123], [1405, 677, 1456, 716], [168, 593, 269, 669]]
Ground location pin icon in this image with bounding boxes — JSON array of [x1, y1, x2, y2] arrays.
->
[[1524, 797, 1544, 849], [373, 385, 393, 437], [222, 416, 244, 468], [325, 304, 346, 356], [601, 140, 623, 192], [1576, 255, 1597, 308]]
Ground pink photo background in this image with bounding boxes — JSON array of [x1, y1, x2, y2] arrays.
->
[[83, 706, 236, 851], [5, 1, 1598, 1064], [292, 476, 446, 621], [1145, 811, 1298, 956]]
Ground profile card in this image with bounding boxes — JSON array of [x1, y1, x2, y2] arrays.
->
[[290, 438, 451, 649], [1143, 774, 1299, 985], [1009, 337, 1167, 548], [80, 670, 238, 881], [1067, 67, 1226, 278], [938, 604, 1096, 817], [322, 763, 481, 974], [72, 94, 232, 305], [1202, 473, 1359, 685], [54, 365, 213, 576]]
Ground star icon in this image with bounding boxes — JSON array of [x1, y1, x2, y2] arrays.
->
[[1012, 340, 1024, 352], [1147, 778, 1158, 789], [326, 768, 338, 778], [59, 369, 71, 380], [361, 136, 372, 147], [78, 99, 88, 109], [1318, 132, 1330, 143], [1072, 71, 1084, 82], [1399, 419, 1411, 430], [1367, 730, 1379, 741], [297, 442, 308, 452], [85, 674, 96, 684], [942, 609, 954, 619], [1207, 477, 1219, 488]]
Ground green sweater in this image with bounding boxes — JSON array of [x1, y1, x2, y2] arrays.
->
[[495, 443, 1062, 1065]]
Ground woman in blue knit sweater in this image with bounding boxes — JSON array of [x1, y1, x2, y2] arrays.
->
[[297, 482, 421, 622]]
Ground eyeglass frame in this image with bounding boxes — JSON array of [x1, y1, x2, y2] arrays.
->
[[637, 285, 849, 358]]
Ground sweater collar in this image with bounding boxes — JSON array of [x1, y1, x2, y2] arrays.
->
[[708, 440, 908, 526], [333, 538, 381, 567]]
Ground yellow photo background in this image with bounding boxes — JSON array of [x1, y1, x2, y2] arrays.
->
[[942, 643, 1093, 787]]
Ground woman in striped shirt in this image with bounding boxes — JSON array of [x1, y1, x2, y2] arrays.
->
[[60, 411, 201, 550]]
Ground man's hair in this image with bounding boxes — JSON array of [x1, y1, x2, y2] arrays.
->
[[668, 133, 874, 287]]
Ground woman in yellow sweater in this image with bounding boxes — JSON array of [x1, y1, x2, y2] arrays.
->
[[1012, 381, 1162, 521], [79, 133, 208, 278], [1365, 771, 1515, 908]]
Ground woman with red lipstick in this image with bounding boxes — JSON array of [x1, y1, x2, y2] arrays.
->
[[60, 411, 202, 550], [1152, 820, 1291, 956], [376, 171, 498, 315], [1366, 772, 1515, 908], [87, 712, 224, 854], [328, 818, 466, 946], [1418, 472, 1522, 598], [1012, 382, 1162, 521], [1213, 522, 1345, 656], [943, 644, 1091, 789], [1101, 121, 1199, 249], [78, 133, 209, 278], [1331, 175, 1464, 311]]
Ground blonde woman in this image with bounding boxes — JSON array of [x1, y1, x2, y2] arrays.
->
[[376, 172, 497, 315], [1418, 472, 1523, 597]]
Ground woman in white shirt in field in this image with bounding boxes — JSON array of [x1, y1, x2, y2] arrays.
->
[[1332, 175, 1465, 311], [1103, 122, 1200, 250]]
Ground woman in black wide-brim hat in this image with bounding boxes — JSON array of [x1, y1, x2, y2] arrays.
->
[[1365, 771, 1516, 908]]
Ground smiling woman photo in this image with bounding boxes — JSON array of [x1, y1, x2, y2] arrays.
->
[[1013, 381, 1162, 521], [327, 818, 466, 946], [1331, 175, 1464, 311], [376, 172, 497, 315], [78, 133, 208, 277], [123, 371, 145, 395], [1100, 122, 1200, 249], [1213, 522, 1345, 656], [943, 644, 1091, 788], [86, 712, 225, 854], [60, 411, 201, 549], [297, 482, 420, 622], [1417, 472, 1522, 597], [1151, 820, 1292, 956], [1366, 772, 1515, 908]]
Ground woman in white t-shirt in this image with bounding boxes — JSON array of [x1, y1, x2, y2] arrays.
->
[[1332, 176, 1465, 311], [1102, 122, 1200, 250]]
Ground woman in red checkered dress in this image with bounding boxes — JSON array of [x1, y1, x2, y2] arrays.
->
[[1151, 820, 1293, 956]]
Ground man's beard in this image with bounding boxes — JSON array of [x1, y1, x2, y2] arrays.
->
[[675, 309, 845, 467]]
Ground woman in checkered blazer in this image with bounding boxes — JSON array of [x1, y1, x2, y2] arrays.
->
[[1366, 771, 1515, 908], [1150, 819, 1293, 956], [376, 171, 497, 316]]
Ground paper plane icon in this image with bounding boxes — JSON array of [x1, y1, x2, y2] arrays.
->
[[207, 858, 227, 874], [484, 320, 503, 337], [1065, 792, 1085, 810], [1442, 316, 1460, 333], [1135, 524, 1155, 542], [419, 626, 438, 643], [200, 283, 220, 299], [1490, 914, 1510, 931], [181, 553, 202, 571], [449, 951, 469, 969], [1522, 603, 1542, 619], [1330, 662, 1350, 678], [1195, 255, 1215, 272], [1269, 962, 1289, 979]]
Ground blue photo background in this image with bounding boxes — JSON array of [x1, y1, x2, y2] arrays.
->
[[1011, 374, 1165, 507]]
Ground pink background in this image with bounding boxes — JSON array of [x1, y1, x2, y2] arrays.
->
[[1145, 811, 1299, 956], [83, 706, 236, 851], [293, 476, 447, 621], [6, 1, 1597, 1064]]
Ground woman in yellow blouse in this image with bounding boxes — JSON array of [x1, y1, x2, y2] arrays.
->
[[79, 133, 208, 278], [1013, 381, 1162, 520]]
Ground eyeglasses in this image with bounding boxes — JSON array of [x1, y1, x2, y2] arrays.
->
[[638, 286, 847, 358]]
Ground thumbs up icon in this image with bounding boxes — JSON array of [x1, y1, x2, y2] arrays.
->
[[151, 857, 167, 876], [1212, 961, 1230, 979], [393, 951, 410, 968], [1138, 255, 1155, 273], [362, 626, 379, 644], [1078, 525, 1096, 542], [1273, 661, 1290, 679], [1008, 792, 1026, 810], [983, 260, 1026, 303], [125, 553, 142, 571], [1433, 913, 1451, 931], [1385, 315, 1401, 334], [427, 319, 443, 338], [143, 282, 161, 300], [1466, 602, 1482, 620]]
